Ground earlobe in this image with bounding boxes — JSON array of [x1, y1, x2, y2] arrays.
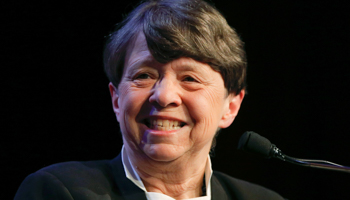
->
[[219, 90, 245, 128], [109, 82, 120, 121]]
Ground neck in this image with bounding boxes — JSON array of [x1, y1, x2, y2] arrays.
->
[[126, 146, 209, 199]]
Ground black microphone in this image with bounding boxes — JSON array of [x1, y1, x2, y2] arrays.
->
[[238, 131, 350, 173]]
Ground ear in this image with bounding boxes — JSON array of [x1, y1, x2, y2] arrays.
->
[[219, 90, 245, 128], [109, 82, 120, 122]]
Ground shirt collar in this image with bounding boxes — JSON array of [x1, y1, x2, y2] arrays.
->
[[121, 146, 213, 200]]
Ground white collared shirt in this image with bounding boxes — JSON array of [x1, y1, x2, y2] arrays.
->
[[121, 146, 213, 200]]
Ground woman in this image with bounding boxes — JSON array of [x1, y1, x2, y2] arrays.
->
[[15, 0, 284, 199]]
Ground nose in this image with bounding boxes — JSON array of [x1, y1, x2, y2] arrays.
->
[[149, 76, 182, 108]]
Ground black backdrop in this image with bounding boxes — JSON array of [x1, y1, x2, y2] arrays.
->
[[4, 0, 349, 199]]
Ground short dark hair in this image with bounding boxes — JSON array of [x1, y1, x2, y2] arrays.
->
[[104, 0, 247, 94]]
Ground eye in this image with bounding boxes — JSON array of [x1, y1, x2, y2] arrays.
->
[[183, 76, 197, 82], [135, 73, 150, 79]]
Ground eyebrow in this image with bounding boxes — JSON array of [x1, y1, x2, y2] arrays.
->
[[174, 61, 206, 73], [124, 57, 160, 78], [127, 57, 207, 75], [177, 64, 196, 71], [127, 56, 155, 70]]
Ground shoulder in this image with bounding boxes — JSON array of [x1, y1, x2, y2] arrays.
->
[[212, 171, 285, 200], [39, 160, 113, 184], [14, 159, 118, 200]]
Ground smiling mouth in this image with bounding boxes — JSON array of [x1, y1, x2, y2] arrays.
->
[[144, 119, 186, 131]]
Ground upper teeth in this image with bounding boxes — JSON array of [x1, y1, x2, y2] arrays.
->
[[148, 119, 183, 130]]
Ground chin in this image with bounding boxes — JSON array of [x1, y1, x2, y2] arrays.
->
[[142, 143, 185, 162]]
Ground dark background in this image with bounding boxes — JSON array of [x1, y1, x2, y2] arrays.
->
[[4, 0, 349, 199]]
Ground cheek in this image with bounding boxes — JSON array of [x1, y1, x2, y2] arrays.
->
[[190, 90, 225, 120], [117, 85, 150, 144], [117, 84, 148, 123], [185, 89, 225, 136]]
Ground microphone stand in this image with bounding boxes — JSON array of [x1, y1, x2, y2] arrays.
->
[[271, 146, 350, 173]]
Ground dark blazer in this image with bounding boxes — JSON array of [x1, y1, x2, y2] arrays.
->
[[14, 154, 284, 200]]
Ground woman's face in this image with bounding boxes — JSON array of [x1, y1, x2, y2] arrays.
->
[[110, 33, 244, 162]]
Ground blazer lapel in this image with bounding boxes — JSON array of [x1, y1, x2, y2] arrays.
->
[[211, 174, 230, 200], [110, 154, 147, 200]]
